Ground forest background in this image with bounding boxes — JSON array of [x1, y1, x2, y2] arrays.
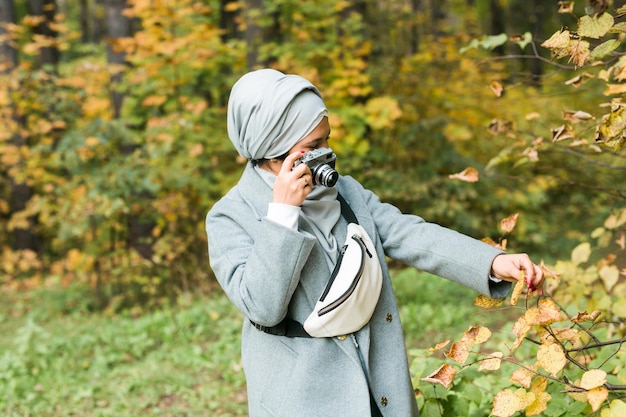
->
[[1, 0, 626, 416]]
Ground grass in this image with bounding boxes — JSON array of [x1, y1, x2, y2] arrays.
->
[[0, 269, 519, 416]]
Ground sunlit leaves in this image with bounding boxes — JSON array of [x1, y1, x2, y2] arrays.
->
[[578, 13, 614, 39]]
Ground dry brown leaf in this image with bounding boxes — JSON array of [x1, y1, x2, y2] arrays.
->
[[420, 364, 457, 389], [489, 81, 504, 97], [449, 167, 479, 182], [461, 325, 492, 345], [445, 341, 470, 364], [500, 213, 519, 233], [428, 340, 450, 353], [572, 310, 602, 323]]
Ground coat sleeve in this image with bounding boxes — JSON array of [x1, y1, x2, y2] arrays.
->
[[206, 192, 317, 326], [344, 178, 511, 299]]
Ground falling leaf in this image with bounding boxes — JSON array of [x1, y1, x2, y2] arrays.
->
[[500, 213, 519, 234], [537, 343, 567, 376], [445, 341, 470, 364], [449, 167, 479, 182], [478, 351, 503, 371], [474, 294, 505, 308], [489, 81, 504, 97], [420, 364, 456, 389]]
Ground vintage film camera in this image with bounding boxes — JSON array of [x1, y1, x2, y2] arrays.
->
[[293, 147, 339, 187]]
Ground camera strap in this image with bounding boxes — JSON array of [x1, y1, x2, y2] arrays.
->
[[250, 192, 360, 338]]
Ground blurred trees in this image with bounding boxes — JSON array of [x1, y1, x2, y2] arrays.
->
[[0, 0, 623, 310]]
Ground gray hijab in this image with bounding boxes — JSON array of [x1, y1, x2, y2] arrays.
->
[[227, 68, 328, 160], [228, 68, 341, 269]]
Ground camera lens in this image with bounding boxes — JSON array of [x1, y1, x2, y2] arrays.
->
[[312, 164, 339, 187]]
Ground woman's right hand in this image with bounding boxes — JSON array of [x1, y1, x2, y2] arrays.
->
[[272, 150, 313, 206]]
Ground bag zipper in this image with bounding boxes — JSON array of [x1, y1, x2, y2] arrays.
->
[[317, 234, 366, 316]]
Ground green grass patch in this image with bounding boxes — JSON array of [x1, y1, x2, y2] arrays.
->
[[0, 270, 519, 416]]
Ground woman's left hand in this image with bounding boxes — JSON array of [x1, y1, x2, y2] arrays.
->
[[491, 253, 544, 292]]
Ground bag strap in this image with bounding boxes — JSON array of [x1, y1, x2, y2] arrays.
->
[[337, 192, 358, 224], [251, 192, 358, 338]]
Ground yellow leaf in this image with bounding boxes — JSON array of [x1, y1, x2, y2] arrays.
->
[[445, 341, 469, 364], [510, 274, 525, 305], [489, 81, 504, 97], [511, 315, 531, 351], [478, 351, 503, 371], [526, 377, 552, 416], [524, 298, 563, 326], [461, 325, 492, 345], [578, 13, 614, 39], [541, 30, 571, 50], [491, 388, 535, 417], [604, 83, 626, 96], [420, 364, 456, 389], [602, 399, 626, 417], [599, 265, 619, 291], [474, 294, 505, 308], [604, 208, 626, 229], [571, 242, 591, 265], [537, 343, 567, 376], [580, 369, 607, 390], [449, 167, 479, 182], [510, 367, 534, 388], [588, 387, 609, 412]]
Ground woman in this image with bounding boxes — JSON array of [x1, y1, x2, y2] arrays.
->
[[206, 68, 544, 417]]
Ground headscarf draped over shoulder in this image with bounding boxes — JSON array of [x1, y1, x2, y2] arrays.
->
[[227, 68, 328, 160]]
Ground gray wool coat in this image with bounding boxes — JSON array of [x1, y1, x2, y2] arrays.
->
[[206, 163, 511, 417]]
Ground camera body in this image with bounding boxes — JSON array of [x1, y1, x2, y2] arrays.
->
[[293, 147, 339, 187]]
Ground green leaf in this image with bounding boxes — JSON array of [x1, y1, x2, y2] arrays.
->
[[590, 39, 621, 59], [609, 21, 626, 33], [515, 32, 533, 50], [578, 13, 614, 39], [481, 33, 509, 50]]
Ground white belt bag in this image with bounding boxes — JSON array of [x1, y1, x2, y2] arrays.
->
[[251, 193, 383, 338]]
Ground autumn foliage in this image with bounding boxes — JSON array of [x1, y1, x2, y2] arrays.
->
[[1, 0, 625, 415]]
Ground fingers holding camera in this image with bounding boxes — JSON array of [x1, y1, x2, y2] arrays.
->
[[272, 151, 312, 206]]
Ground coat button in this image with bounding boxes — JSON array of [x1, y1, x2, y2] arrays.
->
[[338, 335, 347, 341], [380, 396, 388, 407], [386, 313, 393, 322]]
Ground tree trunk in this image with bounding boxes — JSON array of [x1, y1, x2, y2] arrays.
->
[[2, 0, 40, 252], [244, 0, 280, 67], [27, 0, 59, 69], [0, 0, 18, 73], [220, 0, 242, 43], [104, 0, 130, 118]]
